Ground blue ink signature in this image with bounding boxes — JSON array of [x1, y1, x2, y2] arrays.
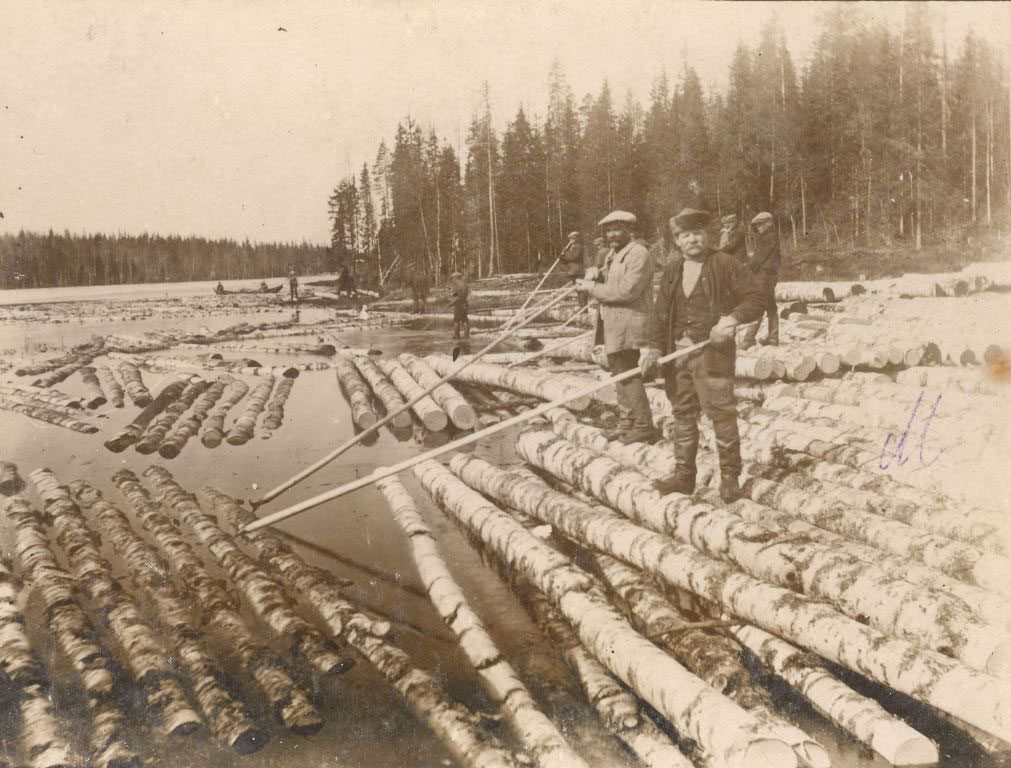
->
[[878, 390, 949, 470]]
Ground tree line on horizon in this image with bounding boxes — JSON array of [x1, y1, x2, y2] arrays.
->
[[330, 6, 1010, 286]]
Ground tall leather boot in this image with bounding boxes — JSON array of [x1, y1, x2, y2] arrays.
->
[[619, 378, 658, 444], [652, 418, 698, 495], [602, 416, 632, 442]]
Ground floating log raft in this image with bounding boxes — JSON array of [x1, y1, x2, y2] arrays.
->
[[378, 359, 449, 432], [0, 396, 100, 434], [0, 462, 25, 496], [415, 458, 802, 768], [104, 379, 189, 452], [202, 341, 337, 356], [0, 382, 82, 409], [447, 453, 1011, 744], [0, 552, 76, 768], [158, 377, 227, 458], [201, 377, 249, 448], [71, 482, 268, 754], [135, 379, 210, 454], [111, 470, 322, 734], [95, 366, 125, 407], [77, 366, 107, 409], [117, 361, 152, 406], [425, 355, 592, 411], [260, 377, 295, 436], [399, 354, 477, 430], [142, 466, 353, 677], [334, 352, 379, 429], [353, 356, 413, 428], [4, 497, 141, 768], [376, 476, 588, 768], [28, 469, 202, 736], [226, 378, 274, 445]]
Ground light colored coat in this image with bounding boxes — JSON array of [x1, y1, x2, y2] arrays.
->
[[589, 239, 654, 354]]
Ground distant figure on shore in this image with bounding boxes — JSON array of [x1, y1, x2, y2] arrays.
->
[[215, 281, 225, 295], [719, 213, 748, 264], [288, 270, 299, 302], [336, 267, 356, 299], [449, 271, 469, 340], [259, 280, 269, 292], [741, 211, 781, 348], [560, 231, 584, 280], [409, 268, 430, 314]]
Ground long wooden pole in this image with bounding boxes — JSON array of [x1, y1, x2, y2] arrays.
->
[[243, 339, 710, 532], [506, 329, 592, 369], [252, 283, 579, 507], [498, 258, 560, 332]]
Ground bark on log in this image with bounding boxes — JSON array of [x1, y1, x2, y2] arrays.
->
[[71, 482, 269, 754], [425, 355, 592, 412], [353, 356, 413, 428], [110, 470, 323, 733], [334, 353, 379, 429], [0, 396, 100, 434], [200, 377, 249, 448], [226, 378, 274, 445], [78, 367, 107, 409], [117, 362, 152, 406], [447, 453, 1011, 743], [159, 377, 227, 458], [27, 469, 201, 736], [376, 476, 588, 768], [521, 428, 1010, 675], [260, 377, 295, 435], [207, 487, 520, 768], [0, 383, 82, 410], [95, 367, 125, 408], [378, 359, 449, 432], [735, 355, 774, 381], [32, 358, 93, 388], [18, 684, 76, 768], [416, 459, 801, 768], [399, 354, 478, 430], [104, 379, 189, 452], [0, 462, 25, 496], [142, 466, 354, 677], [4, 498, 141, 768], [135, 379, 210, 454]]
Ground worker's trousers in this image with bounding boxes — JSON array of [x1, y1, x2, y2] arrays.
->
[[742, 271, 779, 344], [663, 351, 741, 477], [607, 349, 654, 431]]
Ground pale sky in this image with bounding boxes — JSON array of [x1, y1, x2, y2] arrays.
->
[[1, 0, 1008, 245]]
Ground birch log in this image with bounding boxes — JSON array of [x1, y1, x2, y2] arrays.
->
[[135, 379, 210, 454], [28, 469, 201, 736], [0, 462, 25, 496], [400, 354, 478, 430], [159, 377, 227, 458], [0, 382, 82, 409], [379, 359, 449, 431], [0, 397, 100, 434], [353, 356, 413, 428], [95, 367, 125, 408], [448, 453, 1011, 744], [425, 355, 592, 411], [78, 367, 107, 409], [376, 475, 588, 768], [226, 378, 274, 445], [519, 429, 1010, 676], [207, 487, 521, 768], [110, 471, 323, 733], [117, 361, 152, 406], [71, 482, 268, 754], [33, 359, 93, 388], [201, 377, 249, 448], [260, 377, 295, 435], [334, 353, 379, 429], [104, 379, 188, 452], [142, 466, 354, 677], [0, 550, 75, 768], [416, 459, 801, 768], [5, 498, 141, 768]]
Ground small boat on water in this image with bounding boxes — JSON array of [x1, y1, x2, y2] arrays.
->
[[214, 283, 284, 295]]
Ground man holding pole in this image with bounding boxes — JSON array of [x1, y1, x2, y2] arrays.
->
[[575, 210, 657, 444], [740, 211, 781, 348], [639, 208, 763, 503], [560, 231, 584, 280]]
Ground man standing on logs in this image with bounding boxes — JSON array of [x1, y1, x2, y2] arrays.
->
[[641, 208, 763, 502], [740, 211, 781, 348], [575, 211, 657, 444], [449, 271, 469, 340], [560, 231, 584, 280], [719, 213, 748, 263], [288, 269, 299, 302]]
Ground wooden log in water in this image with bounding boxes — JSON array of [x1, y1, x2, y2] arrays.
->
[[399, 354, 477, 430], [415, 458, 800, 768], [71, 482, 268, 754], [334, 353, 379, 429], [0, 382, 82, 409], [226, 378, 274, 445], [0, 396, 100, 434], [200, 377, 249, 448], [135, 379, 210, 454], [376, 476, 588, 768], [32, 357, 93, 389], [28, 469, 201, 736], [260, 377, 295, 435], [78, 367, 107, 409], [111, 470, 323, 733], [159, 377, 227, 458], [116, 361, 152, 406], [353, 356, 413, 428], [104, 379, 188, 452], [95, 366, 125, 408], [378, 359, 449, 432], [0, 462, 25, 496], [448, 453, 1011, 744], [143, 466, 354, 677], [4, 498, 141, 768]]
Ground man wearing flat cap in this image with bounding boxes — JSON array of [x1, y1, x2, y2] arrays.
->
[[741, 211, 781, 348], [575, 210, 657, 444], [560, 231, 585, 281], [719, 213, 748, 264], [640, 207, 763, 502]]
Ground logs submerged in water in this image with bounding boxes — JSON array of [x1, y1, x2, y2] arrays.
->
[[226, 378, 274, 445], [201, 377, 249, 448], [135, 379, 210, 454], [333, 352, 379, 429], [260, 377, 295, 435], [110, 470, 323, 734], [378, 359, 449, 432], [117, 361, 152, 406], [399, 353, 477, 430], [353, 356, 412, 428], [103, 379, 189, 452]]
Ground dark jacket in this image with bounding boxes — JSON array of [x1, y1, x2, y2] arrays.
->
[[649, 249, 764, 377], [720, 224, 747, 263], [450, 279, 469, 308], [749, 229, 781, 274], [560, 241, 584, 277]]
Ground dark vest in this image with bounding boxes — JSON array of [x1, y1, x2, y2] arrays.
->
[[672, 277, 712, 343]]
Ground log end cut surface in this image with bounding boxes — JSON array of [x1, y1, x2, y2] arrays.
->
[[737, 738, 799, 768]]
